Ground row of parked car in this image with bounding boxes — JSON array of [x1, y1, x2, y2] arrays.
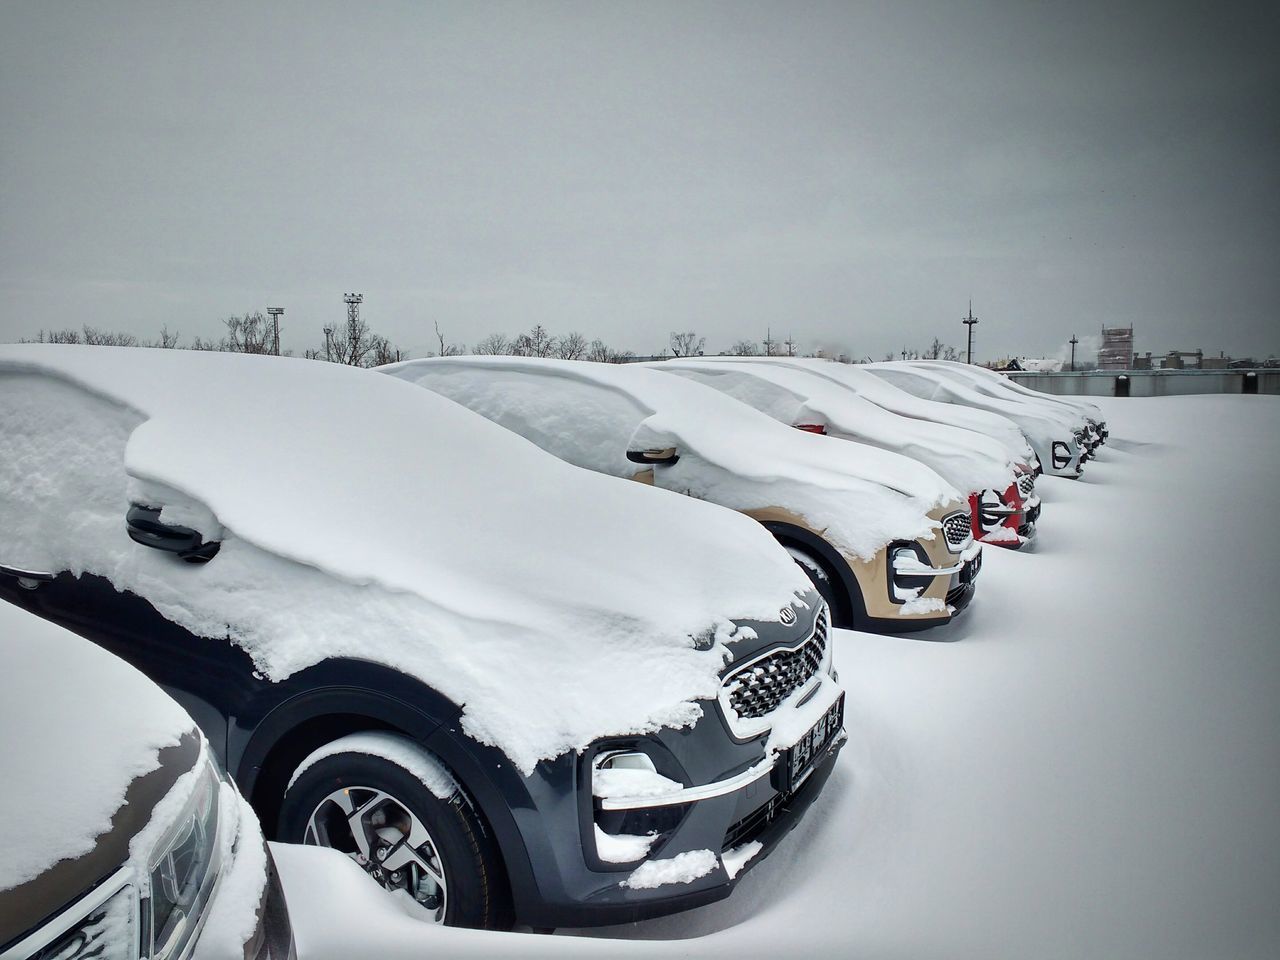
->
[[0, 346, 1106, 956]]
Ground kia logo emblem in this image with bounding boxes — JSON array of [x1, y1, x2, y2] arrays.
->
[[779, 607, 797, 625]]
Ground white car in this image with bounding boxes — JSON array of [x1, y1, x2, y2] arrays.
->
[[916, 360, 1108, 448], [0, 602, 294, 960], [865, 361, 1087, 478], [649, 357, 1041, 547], [383, 356, 983, 633]]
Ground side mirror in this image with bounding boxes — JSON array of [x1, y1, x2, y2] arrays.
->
[[626, 447, 679, 466], [0, 563, 56, 590], [126, 504, 221, 563]]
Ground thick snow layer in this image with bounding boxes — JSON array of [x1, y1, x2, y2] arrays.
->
[[917, 359, 1104, 422], [622, 850, 719, 890], [694, 356, 1038, 466], [898, 360, 1084, 433], [650, 359, 1017, 493], [591, 767, 685, 800], [865, 361, 1078, 466], [288, 732, 460, 799], [0, 345, 814, 774], [383, 356, 962, 561], [274, 396, 1280, 959], [193, 791, 269, 960], [0, 603, 194, 891]]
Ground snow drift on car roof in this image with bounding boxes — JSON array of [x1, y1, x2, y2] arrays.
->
[[0, 345, 812, 774], [650, 359, 1018, 494], [382, 356, 962, 562]]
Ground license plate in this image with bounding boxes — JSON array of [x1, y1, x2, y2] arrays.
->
[[774, 693, 845, 794], [962, 550, 982, 583]]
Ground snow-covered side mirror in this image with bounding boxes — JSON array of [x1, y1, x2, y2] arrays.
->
[[626, 447, 679, 466], [126, 503, 221, 563]]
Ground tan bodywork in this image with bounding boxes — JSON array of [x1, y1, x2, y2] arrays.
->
[[742, 504, 968, 625], [632, 469, 970, 625]]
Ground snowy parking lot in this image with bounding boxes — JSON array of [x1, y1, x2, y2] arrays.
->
[[273, 394, 1280, 959]]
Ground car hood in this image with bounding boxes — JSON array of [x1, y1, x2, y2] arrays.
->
[[0, 345, 813, 774], [0, 603, 198, 945]]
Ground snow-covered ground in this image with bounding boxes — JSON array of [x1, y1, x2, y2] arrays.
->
[[273, 395, 1280, 959]]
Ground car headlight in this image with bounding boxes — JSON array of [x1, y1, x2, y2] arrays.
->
[[146, 758, 223, 959], [12, 757, 225, 960]]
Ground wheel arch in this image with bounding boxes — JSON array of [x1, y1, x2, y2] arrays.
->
[[759, 521, 863, 628], [235, 667, 541, 923]]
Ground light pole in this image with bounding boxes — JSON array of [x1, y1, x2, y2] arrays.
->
[[267, 307, 284, 356], [1069, 334, 1079, 372], [962, 300, 978, 364]]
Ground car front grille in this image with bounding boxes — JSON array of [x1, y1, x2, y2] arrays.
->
[[942, 512, 971, 549], [724, 610, 828, 721], [1017, 473, 1035, 500]]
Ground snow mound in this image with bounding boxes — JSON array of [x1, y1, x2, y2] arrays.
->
[[383, 356, 962, 561], [0, 345, 813, 774], [288, 732, 460, 799]]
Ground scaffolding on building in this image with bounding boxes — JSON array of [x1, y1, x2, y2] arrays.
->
[[1098, 325, 1134, 370]]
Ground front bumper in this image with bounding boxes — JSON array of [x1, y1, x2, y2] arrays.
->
[[574, 674, 846, 925], [489, 601, 848, 929]]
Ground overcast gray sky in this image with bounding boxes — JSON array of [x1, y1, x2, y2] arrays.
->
[[2, 1, 1276, 361]]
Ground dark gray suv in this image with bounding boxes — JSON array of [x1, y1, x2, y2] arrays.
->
[[0, 345, 847, 930]]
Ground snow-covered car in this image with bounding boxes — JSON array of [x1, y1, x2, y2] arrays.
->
[[382, 356, 983, 631], [865, 361, 1087, 477], [0, 602, 293, 960], [0, 344, 845, 931], [750, 357, 1041, 469], [915, 360, 1108, 449], [650, 357, 1041, 547]]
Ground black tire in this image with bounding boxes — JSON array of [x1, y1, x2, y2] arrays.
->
[[278, 747, 513, 930]]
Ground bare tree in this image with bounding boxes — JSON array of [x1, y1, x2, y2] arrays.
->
[[669, 331, 705, 357], [585, 338, 635, 363], [434, 321, 465, 357], [556, 331, 588, 360], [222, 313, 276, 354], [730, 339, 761, 356], [513, 324, 556, 358], [82, 326, 139, 347], [315, 309, 402, 367], [22, 329, 82, 344], [372, 336, 408, 366], [473, 332, 512, 355], [145, 326, 181, 349]]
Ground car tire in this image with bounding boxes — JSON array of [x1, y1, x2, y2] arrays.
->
[[277, 741, 513, 930]]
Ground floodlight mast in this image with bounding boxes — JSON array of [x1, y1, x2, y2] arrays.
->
[[266, 307, 284, 356], [962, 301, 979, 364], [1069, 334, 1079, 372]]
